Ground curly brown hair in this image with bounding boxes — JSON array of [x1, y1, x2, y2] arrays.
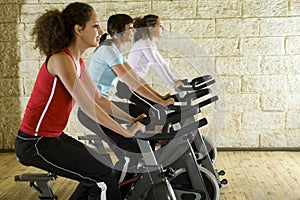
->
[[31, 2, 94, 56]]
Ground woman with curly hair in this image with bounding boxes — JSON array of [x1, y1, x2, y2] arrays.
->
[[14, 3, 145, 200]]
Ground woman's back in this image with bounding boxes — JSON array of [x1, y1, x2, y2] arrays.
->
[[89, 42, 126, 98]]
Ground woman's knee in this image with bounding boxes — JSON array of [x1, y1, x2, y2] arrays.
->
[[97, 170, 122, 199]]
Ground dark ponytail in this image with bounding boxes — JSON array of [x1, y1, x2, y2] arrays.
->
[[95, 32, 112, 52], [100, 33, 108, 44]]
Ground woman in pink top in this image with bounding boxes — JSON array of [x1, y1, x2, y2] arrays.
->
[[14, 3, 145, 200], [127, 14, 184, 89], [115, 15, 179, 112]]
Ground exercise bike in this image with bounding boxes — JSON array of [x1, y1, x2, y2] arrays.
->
[[79, 96, 226, 200], [115, 74, 227, 194], [115, 75, 221, 167], [79, 115, 216, 200]]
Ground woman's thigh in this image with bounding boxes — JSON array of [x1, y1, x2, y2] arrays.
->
[[15, 132, 114, 182]]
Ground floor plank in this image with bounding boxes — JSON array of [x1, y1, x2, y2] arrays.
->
[[215, 151, 300, 200], [1, 151, 299, 200]]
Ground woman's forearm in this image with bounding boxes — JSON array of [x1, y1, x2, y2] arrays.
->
[[98, 96, 134, 123], [114, 63, 166, 105], [83, 72, 134, 123]]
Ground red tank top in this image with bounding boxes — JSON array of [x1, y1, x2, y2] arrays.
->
[[19, 48, 85, 137]]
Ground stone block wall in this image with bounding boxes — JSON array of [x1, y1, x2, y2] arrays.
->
[[0, 0, 299, 150]]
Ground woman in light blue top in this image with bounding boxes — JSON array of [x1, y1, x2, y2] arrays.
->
[[78, 14, 174, 198], [89, 39, 126, 98], [89, 14, 174, 105]]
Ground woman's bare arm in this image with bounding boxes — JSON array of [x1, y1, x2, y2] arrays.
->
[[123, 62, 165, 98], [82, 69, 146, 123], [113, 62, 174, 107], [47, 52, 144, 137]]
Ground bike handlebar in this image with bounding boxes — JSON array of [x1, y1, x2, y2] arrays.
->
[[135, 118, 208, 141]]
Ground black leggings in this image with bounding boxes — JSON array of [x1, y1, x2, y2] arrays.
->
[[116, 81, 156, 109], [77, 108, 145, 199], [77, 108, 142, 170], [115, 82, 168, 130], [14, 131, 121, 200]]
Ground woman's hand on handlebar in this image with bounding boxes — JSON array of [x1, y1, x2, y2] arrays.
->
[[126, 121, 145, 138], [174, 80, 184, 89], [163, 97, 175, 108], [161, 92, 172, 99], [133, 113, 147, 123]]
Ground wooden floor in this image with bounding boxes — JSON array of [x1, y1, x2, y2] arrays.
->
[[0, 151, 299, 200]]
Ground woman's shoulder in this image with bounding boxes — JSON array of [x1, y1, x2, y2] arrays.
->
[[134, 38, 154, 48], [47, 49, 71, 63], [47, 52, 74, 73], [97, 41, 117, 52], [137, 38, 151, 44], [96, 43, 113, 51]]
